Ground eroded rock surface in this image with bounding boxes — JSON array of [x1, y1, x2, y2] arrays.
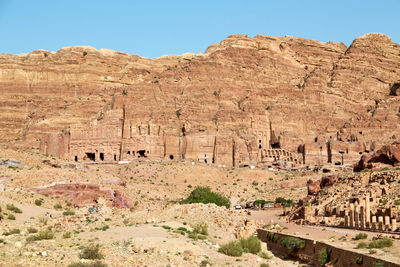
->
[[1, 34, 400, 167]]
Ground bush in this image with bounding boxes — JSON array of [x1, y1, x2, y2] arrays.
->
[[354, 233, 368, 240], [68, 262, 107, 267], [356, 256, 363, 265], [7, 214, 16, 220], [79, 244, 104, 260], [218, 240, 243, 257], [193, 222, 208, 236], [3, 229, 20, 236], [54, 203, 62, 210], [260, 264, 270, 267], [26, 229, 54, 242], [318, 247, 330, 266], [63, 210, 75, 216], [34, 199, 43, 206], [368, 237, 393, 249], [357, 242, 368, 249], [180, 186, 230, 208], [258, 251, 273, 259], [63, 232, 72, 239], [240, 236, 261, 254], [281, 237, 305, 252], [27, 227, 38, 234]]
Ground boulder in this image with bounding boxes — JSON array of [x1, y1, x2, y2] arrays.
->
[[354, 143, 400, 171]]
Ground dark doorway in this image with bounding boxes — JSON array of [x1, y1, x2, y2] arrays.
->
[[100, 153, 104, 161], [85, 153, 95, 161], [169, 155, 174, 160], [127, 151, 130, 155], [132, 151, 135, 156], [138, 150, 146, 157], [114, 154, 117, 161], [74, 156, 78, 162]]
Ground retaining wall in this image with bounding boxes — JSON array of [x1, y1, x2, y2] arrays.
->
[[257, 229, 399, 267]]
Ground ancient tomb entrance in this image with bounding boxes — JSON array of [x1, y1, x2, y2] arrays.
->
[[85, 152, 95, 161], [100, 153, 104, 161], [138, 150, 147, 157], [74, 156, 78, 162], [169, 155, 174, 160], [389, 82, 400, 96]]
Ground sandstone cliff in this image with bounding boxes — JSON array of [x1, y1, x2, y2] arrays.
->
[[0, 33, 399, 167]]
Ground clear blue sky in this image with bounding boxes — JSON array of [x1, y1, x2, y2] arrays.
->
[[0, 0, 399, 58]]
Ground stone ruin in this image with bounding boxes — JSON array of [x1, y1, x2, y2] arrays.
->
[[290, 171, 400, 233], [39, 105, 304, 168]]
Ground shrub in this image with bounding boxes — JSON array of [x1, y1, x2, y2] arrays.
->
[[68, 261, 107, 267], [7, 214, 16, 220], [356, 256, 363, 265], [368, 237, 393, 249], [79, 244, 104, 260], [63, 232, 72, 239], [260, 264, 270, 267], [218, 240, 243, 257], [318, 247, 330, 266], [26, 229, 54, 242], [357, 242, 368, 249], [181, 186, 230, 208], [266, 232, 279, 243], [200, 260, 211, 267], [34, 199, 43, 206], [7, 204, 22, 213], [369, 249, 377, 254], [281, 237, 305, 252], [63, 210, 75, 216], [258, 251, 273, 259], [354, 233, 368, 240], [3, 229, 20, 236], [27, 227, 38, 233], [394, 199, 400, 206], [240, 236, 261, 254], [53, 203, 62, 210], [193, 222, 208, 236]]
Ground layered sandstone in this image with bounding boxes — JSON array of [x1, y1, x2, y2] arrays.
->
[[1, 33, 400, 167]]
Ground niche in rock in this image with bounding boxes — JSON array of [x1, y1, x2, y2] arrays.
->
[[85, 153, 95, 161]]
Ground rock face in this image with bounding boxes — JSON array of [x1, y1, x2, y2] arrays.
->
[[354, 143, 400, 171], [307, 174, 338, 195], [1, 34, 400, 167], [29, 183, 132, 208]]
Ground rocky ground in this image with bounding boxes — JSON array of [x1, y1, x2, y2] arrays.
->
[[0, 147, 313, 266]]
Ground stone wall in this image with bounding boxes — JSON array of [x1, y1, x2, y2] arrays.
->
[[257, 229, 399, 267]]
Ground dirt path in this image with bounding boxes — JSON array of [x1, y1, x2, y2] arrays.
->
[[0, 195, 62, 224]]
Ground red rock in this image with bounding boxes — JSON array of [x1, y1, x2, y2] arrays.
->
[[354, 143, 400, 171], [307, 179, 320, 195], [29, 183, 132, 208]]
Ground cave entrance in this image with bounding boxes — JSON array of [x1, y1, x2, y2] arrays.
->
[[169, 155, 174, 160], [85, 153, 95, 161], [74, 156, 78, 162], [389, 82, 400, 96], [100, 153, 104, 161], [138, 150, 146, 157], [114, 154, 117, 161]]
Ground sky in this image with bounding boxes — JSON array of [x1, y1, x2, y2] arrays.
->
[[0, 0, 399, 58]]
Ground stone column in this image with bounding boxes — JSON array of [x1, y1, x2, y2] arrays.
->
[[392, 219, 397, 232], [354, 206, 360, 229], [365, 197, 371, 225], [378, 216, 384, 231], [385, 216, 391, 231], [349, 203, 355, 228], [344, 215, 349, 227], [371, 216, 377, 230], [360, 206, 365, 229]]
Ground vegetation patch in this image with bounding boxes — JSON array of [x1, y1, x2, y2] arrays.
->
[[281, 236, 305, 252], [181, 186, 230, 208], [79, 244, 104, 260]]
